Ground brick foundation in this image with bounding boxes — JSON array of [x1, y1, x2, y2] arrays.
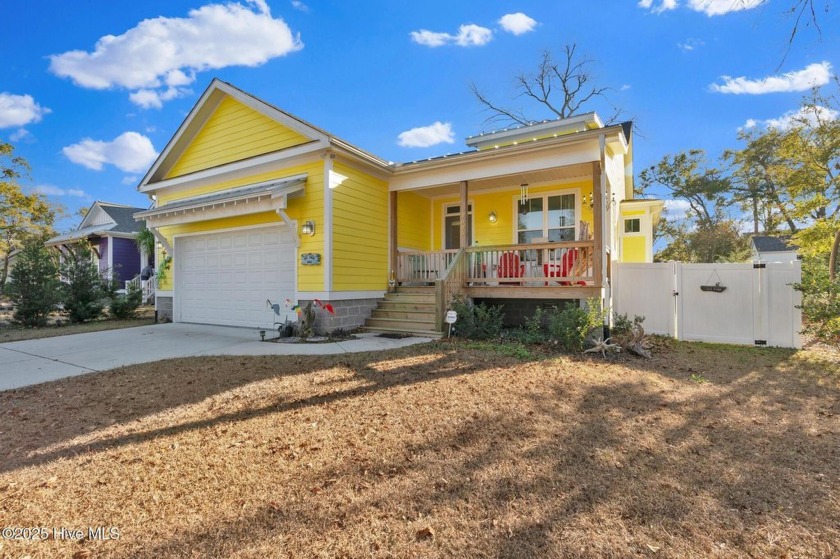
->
[[155, 295, 173, 322]]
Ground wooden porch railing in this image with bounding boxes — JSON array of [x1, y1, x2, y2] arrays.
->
[[465, 241, 596, 286], [434, 248, 468, 330], [397, 241, 598, 287], [396, 249, 459, 284]]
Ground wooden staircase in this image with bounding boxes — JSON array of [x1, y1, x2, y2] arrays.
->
[[364, 286, 442, 338]]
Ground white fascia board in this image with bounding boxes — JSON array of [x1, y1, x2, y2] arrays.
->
[[140, 142, 326, 195], [389, 139, 600, 191], [297, 290, 386, 301], [141, 197, 285, 229], [139, 83, 225, 188]]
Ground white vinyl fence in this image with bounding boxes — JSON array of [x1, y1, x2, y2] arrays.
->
[[613, 261, 802, 348]]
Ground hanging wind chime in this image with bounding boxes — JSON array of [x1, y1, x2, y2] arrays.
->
[[519, 182, 529, 204]]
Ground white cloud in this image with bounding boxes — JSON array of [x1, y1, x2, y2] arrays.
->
[[63, 132, 158, 173], [498, 13, 537, 35], [711, 61, 832, 94], [742, 105, 840, 131], [638, 0, 678, 13], [121, 175, 139, 185], [639, 0, 762, 14], [33, 185, 87, 197], [678, 38, 705, 51], [49, 2, 302, 108], [688, 0, 763, 16], [397, 121, 455, 148], [410, 24, 492, 47], [664, 199, 692, 220], [290, 0, 309, 12], [9, 128, 32, 142], [620, 84, 632, 91], [0, 93, 51, 128]]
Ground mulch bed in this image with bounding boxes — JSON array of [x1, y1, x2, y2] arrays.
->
[[0, 341, 838, 558]]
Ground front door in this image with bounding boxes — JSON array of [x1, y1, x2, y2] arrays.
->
[[444, 204, 472, 249]]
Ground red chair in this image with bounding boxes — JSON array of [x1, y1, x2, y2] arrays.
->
[[543, 249, 586, 286], [498, 252, 525, 285]]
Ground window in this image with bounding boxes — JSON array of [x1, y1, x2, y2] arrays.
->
[[517, 193, 576, 244], [624, 218, 641, 234]]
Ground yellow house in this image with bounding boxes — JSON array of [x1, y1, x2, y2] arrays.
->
[[136, 79, 662, 334]]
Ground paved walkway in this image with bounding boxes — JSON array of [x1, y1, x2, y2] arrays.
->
[[0, 323, 433, 391]]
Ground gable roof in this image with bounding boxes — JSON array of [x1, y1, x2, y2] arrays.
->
[[46, 201, 147, 246], [751, 235, 798, 253]]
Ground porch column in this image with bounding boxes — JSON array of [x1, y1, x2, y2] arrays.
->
[[389, 190, 398, 291], [592, 162, 604, 287], [459, 180, 468, 249]]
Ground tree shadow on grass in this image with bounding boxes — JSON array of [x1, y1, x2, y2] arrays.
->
[[88, 343, 840, 558], [0, 343, 505, 475]]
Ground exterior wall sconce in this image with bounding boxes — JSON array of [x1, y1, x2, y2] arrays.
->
[[488, 211, 497, 223], [301, 220, 316, 236]]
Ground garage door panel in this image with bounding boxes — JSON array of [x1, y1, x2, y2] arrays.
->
[[175, 227, 295, 328]]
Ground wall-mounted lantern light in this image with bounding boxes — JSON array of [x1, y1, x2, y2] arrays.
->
[[488, 211, 497, 223], [301, 220, 316, 236]]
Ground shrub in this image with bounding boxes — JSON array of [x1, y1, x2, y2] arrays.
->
[[450, 296, 504, 340], [61, 243, 110, 323], [611, 312, 645, 337], [547, 298, 604, 352], [795, 257, 840, 346], [109, 282, 142, 319], [517, 306, 549, 344], [5, 241, 60, 327], [297, 301, 316, 340]]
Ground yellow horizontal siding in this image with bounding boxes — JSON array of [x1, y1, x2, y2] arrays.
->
[[397, 191, 431, 251], [166, 96, 311, 179], [331, 161, 388, 291], [621, 236, 646, 263], [431, 180, 594, 249], [155, 161, 326, 293]]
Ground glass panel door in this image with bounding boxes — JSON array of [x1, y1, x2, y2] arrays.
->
[[444, 205, 472, 250]]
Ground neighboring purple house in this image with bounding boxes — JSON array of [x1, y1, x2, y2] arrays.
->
[[46, 202, 150, 283]]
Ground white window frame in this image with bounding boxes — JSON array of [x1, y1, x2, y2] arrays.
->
[[511, 189, 581, 244]]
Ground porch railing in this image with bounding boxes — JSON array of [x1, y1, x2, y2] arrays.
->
[[464, 241, 595, 286], [396, 249, 460, 284], [397, 241, 596, 287], [125, 275, 156, 304], [434, 248, 468, 330]]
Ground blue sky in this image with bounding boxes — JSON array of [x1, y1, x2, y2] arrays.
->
[[1, 0, 836, 230]]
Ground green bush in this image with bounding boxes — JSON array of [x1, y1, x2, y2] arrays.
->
[[5, 241, 60, 327], [796, 257, 840, 346], [109, 283, 142, 319], [547, 298, 604, 352], [60, 244, 110, 323], [611, 312, 645, 337], [450, 296, 504, 340], [516, 306, 549, 344]]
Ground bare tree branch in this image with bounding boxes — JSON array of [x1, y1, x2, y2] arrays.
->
[[471, 44, 621, 129]]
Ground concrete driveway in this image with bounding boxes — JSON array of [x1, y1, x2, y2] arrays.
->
[[0, 323, 433, 391]]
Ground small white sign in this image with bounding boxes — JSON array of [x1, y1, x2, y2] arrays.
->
[[445, 310, 457, 324]]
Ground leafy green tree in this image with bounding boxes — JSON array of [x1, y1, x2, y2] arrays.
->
[[60, 243, 110, 323], [5, 239, 60, 327], [1, 142, 60, 285]]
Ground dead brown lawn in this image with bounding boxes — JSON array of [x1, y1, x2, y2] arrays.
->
[[0, 341, 838, 558]]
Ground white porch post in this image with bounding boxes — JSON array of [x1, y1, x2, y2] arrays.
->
[[459, 180, 468, 249]]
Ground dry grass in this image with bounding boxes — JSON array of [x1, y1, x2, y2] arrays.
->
[[0, 341, 838, 558]]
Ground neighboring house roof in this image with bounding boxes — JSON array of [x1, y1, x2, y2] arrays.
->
[[751, 235, 798, 253], [45, 201, 147, 246]]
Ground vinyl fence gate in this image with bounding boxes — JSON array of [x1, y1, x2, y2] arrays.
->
[[613, 261, 802, 349]]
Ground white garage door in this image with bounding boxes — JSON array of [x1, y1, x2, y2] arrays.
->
[[175, 226, 295, 328]]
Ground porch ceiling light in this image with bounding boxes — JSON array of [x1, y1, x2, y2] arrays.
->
[[301, 220, 316, 236], [488, 211, 497, 223]]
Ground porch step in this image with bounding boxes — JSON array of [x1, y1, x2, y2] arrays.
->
[[364, 326, 443, 339], [395, 286, 436, 294], [371, 308, 435, 321], [383, 293, 435, 304], [364, 287, 442, 336], [365, 317, 436, 331]]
